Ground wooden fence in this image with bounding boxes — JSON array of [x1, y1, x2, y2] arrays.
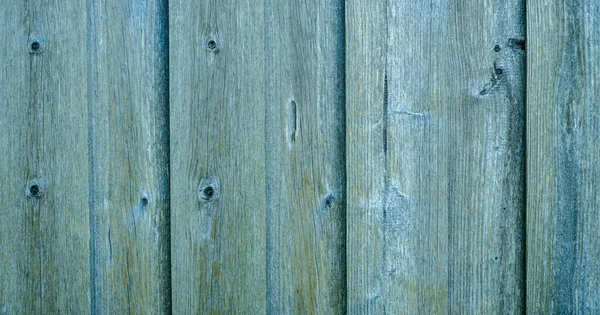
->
[[0, 0, 598, 314]]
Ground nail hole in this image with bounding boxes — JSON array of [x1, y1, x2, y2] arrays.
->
[[28, 183, 42, 198], [493, 45, 501, 52], [494, 256, 499, 261], [200, 186, 215, 201], [30, 41, 40, 51], [206, 39, 218, 52], [27, 36, 44, 54]]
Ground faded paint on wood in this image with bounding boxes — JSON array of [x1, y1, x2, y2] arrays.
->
[[88, 0, 171, 313], [0, 1, 90, 313], [346, 0, 526, 313], [169, 0, 267, 313], [527, 0, 600, 313], [265, 1, 346, 313]]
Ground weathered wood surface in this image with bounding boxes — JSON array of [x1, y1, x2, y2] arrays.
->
[[88, 0, 171, 314], [4, 1, 600, 313], [527, 1, 600, 313], [169, 0, 267, 313], [0, 1, 90, 313], [346, 0, 526, 313], [265, 1, 346, 314]]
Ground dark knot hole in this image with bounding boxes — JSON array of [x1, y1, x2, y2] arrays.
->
[[201, 186, 215, 200], [207, 40, 217, 51], [29, 184, 41, 197], [30, 41, 41, 51]]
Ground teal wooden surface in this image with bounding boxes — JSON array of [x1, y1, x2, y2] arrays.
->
[[169, 0, 267, 313], [87, 0, 171, 313], [527, 0, 600, 313], [0, 1, 90, 313], [346, 0, 526, 313], [0, 1, 598, 314], [265, 0, 346, 313]]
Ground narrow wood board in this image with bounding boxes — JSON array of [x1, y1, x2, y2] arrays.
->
[[169, 0, 267, 313], [527, 0, 600, 313], [0, 1, 90, 313], [87, 0, 171, 313], [347, 0, 526, 313], [265, 1, 346, 313]]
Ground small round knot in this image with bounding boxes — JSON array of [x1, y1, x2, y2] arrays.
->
[[28, 36, 45, 54], [494, 68, 503, 75], [141, 196, 149, 207], [31, 41, 41, 51], [205, 38, 219, 53], [324, 194, 336, 207], [198, 177, 220, 203], [207, 40, 217, 50], [200, 186, 215, 201], [493, 45, 501, 52], [27, 182, 43, 198]]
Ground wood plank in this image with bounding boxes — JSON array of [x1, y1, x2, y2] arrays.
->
[[169, 0, 266, 313], [0, 1, 90, 313], [527, 1, 600, 313], [345, 1, 387, 312], [264, 1, 346, 313], [347, 0, 526, 313], [87, 0, 171, 313]]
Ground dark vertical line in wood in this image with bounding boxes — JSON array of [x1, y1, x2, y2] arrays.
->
[[382, 73, 388, 158], [380, 5, 390, 308], [380, 70, 390, 314], [87, 0, 99, 312], [339, 0, 348, 312], [522, 4, 528, 313], [157, 0, 172, 313], [289, 101, 297, 143]]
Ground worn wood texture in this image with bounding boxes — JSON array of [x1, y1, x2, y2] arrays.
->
[[346, 0, 526, 313], [265, 1, 346, 313], [88, 0, 171, 313], [527, 1, 600, 313], [169, 0, 266, 313], [0, 1, 90, 313]]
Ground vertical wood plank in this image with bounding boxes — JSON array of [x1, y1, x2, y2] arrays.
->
[[88, 0, 171, 313], [169, 0, 266, 313], [0, 1, 90, 313], [527, 1, 600, 313], [265, 1, 346, 313], [347, 0, 526, 313], [345, 0, 387, 312]]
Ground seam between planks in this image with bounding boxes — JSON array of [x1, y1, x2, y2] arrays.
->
[[157, 0, 172, 313], [87, 0, 99, 312]]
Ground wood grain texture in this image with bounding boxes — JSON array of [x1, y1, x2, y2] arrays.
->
[[88, 0, 171, 313], [0, 1, 90, 313], [346, 0, 526, 313], [527, 1, 600, 313], [169, 0, 266, 313], [265, 1, 346, 313]]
